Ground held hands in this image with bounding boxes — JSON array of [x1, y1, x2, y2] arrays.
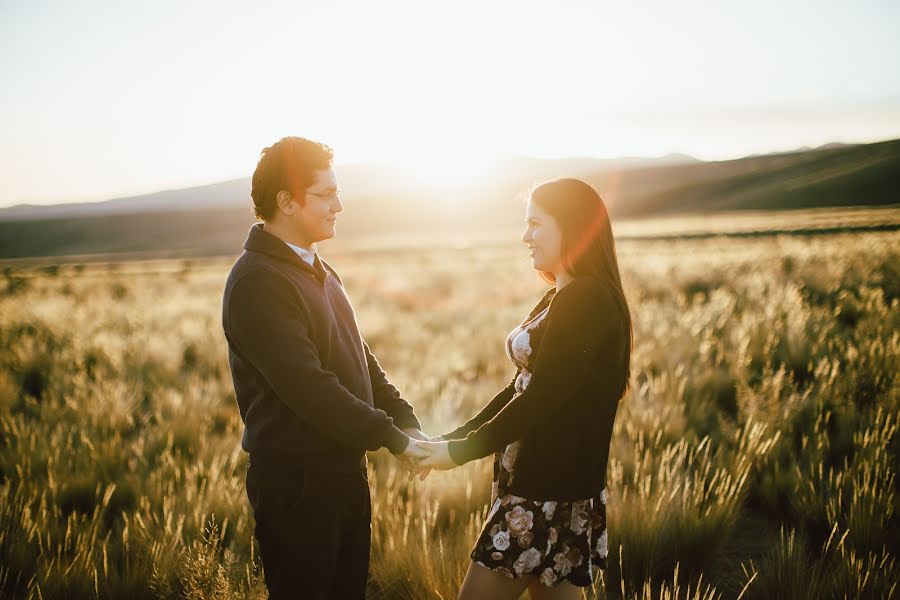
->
[[393, 429, 458, 481], [414, 440, 457, 472], [395, 428, 435, 480], [395, 435, 431, 470]]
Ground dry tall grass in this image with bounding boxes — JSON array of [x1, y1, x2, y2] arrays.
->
[[1, 229, 897, 599]]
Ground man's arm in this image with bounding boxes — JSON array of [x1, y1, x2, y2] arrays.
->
[[363, 341, 422, 431], [225, 269, 409, 454]]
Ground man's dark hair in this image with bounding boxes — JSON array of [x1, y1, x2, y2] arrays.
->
[[250, 137, 334, 220]]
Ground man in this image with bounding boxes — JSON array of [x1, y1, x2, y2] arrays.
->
[[222, 136, 431, 599]]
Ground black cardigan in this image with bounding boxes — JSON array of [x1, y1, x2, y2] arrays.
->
[[443, 277, 628, 500], [222, 224, 420, 470]]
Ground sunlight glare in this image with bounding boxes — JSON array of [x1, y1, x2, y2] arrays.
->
[[390, 147, 502, 187]]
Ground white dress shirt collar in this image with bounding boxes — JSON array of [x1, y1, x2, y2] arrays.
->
[[284, 241, 317, 267]]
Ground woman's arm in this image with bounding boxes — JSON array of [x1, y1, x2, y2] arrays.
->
[[440, 288, 555, 441], [447, 278, 626, 465], [439, 371, 520, 441]]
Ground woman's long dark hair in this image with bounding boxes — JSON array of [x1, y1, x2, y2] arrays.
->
[[530, 178, 633, 395]]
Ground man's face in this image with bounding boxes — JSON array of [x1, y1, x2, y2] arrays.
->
[[294, 167, 343, 244]]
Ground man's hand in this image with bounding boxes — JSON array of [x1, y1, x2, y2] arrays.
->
[[393, 434, 432, 478], [401, 430, 445, 481], [398, 428, 438, 480], [403, 428, 433, 442]]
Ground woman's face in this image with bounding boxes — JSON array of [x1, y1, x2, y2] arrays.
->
[[522, 199, 563, 274]]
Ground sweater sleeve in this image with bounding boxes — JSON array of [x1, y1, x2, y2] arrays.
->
[[448, 278, 625, 465], [439, 371, 519, 441], [364, 341, 422, 431], [440, 288, 553, 441], [224, 269, 409, 454]]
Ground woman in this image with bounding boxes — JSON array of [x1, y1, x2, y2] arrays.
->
[[417, 178, 632, 600]]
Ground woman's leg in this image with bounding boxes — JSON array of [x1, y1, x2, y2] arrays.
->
[[458, 561, 531, 600], [526, 578, 586, 600]]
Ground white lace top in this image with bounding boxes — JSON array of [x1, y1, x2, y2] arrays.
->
[[505, 305, 550, 394]]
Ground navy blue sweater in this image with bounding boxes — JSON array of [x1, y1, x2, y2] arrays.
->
[[222, 224, 420, 470]]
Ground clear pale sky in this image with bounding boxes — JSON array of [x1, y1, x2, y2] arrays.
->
[[1, 0, 899, 207]]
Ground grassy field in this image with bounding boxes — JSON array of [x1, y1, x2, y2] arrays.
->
[[0, 227, 898, 599]]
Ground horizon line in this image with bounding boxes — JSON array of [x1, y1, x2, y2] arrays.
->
[[1, 135, 896, 211]]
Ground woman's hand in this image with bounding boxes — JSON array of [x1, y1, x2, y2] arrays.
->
[[415, 440, 458, 473], [412, 435, 444, 481]]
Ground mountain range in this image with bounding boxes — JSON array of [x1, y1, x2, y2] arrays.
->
[[1, 138, 898, 259]]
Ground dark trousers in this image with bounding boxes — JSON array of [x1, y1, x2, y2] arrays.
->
[[246, 460, 372, 600]]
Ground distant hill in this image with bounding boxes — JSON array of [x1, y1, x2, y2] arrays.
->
[[590, 138, 900, 216], [0, 178, 251, 221], [1, 139, 898, 259], [0, 153, 699, 222]]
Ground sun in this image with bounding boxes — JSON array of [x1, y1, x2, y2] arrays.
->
[[388, 147, 501, 188]]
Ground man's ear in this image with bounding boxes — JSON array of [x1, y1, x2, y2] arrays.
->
[[275, 190, 295, 215]]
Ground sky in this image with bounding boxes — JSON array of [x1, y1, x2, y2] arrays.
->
[[1, 0, 899, 207]]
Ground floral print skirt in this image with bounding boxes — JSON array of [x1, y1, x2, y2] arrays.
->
[[470, 441, 608, 588]]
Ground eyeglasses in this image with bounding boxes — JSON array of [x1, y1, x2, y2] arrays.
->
[[306, 190, 342, 203]]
